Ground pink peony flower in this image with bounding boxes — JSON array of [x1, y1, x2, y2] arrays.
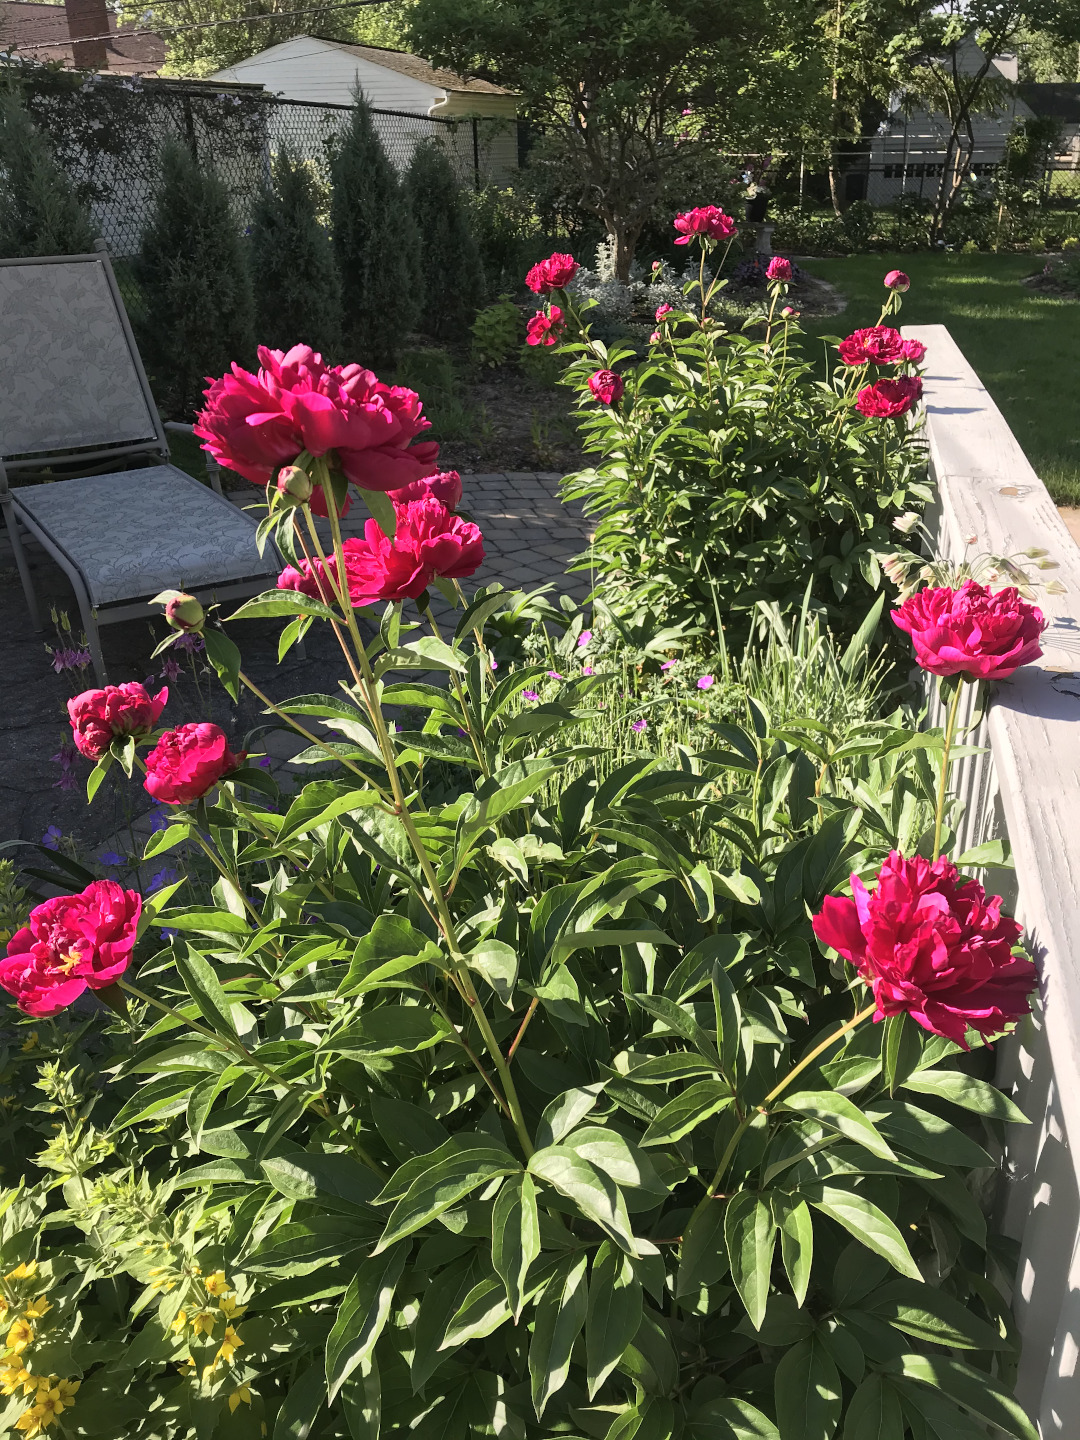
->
[[838, 326, 906, 367], [342, 497, 485, 606], [673, 206, 738, 245], [655, 303, 674, 322], [884, 270, 911, 292], [526, 307, 566, 347], [67, 683, 168, 761], [900, 338, 926, 363], [587, 370, 624, 405], [892, 580, 1045, 681], [277, 553, 340, 605], [649, 330, 661, 343], [387, 470, 463, 511], [525, 252, 580, 294], [194, 345, 439, 493], [855, 376, 922, 418], [766, 256, 792, 282], [0, 880, 141, 1017], [144, 723, 244, 806], [812, 851, 1036, 1045]]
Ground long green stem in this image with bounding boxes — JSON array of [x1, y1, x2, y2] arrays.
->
[[189, 829, 264, 932], [237, 666, 377, 788], [316, 468, 535, 1159], [692, 1002, 876, 1214], [933, 680, 965, 862], [423, 602, 490, 777]]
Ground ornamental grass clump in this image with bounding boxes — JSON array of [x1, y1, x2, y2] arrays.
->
[[0, 331, 1043, 1440], [556, 220, 930, 640]]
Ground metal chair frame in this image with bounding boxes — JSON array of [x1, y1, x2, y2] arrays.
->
[[0, 244, 276, 682]]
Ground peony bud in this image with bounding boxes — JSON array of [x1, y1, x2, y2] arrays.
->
[[884, 269, 910, 292], [276, 465, 313, 505], [165, 594, 205, 632]]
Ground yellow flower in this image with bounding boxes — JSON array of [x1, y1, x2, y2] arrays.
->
[[170, 1311, 188, 1335], [217, 1295, 247, 1321], [5, 1319, 33, 1355], [22, 1298, 50, 1321], [55, 1380, 79, 1402], [31, 1385, 68, 1422], [189, 1311, 216, 1338], [1, 1366, 33, 1396], [204, 1271, 229, 1297], [215, 1326, 242, 1365], [228, 1385, 251, 1413], [4, 1262, 37, 1283], [14, 1405, 48, 1437], [0, 1297, 8, 1321], [20, 1033, 38, 1054]]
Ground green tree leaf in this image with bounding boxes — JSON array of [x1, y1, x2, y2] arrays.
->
[[273, 1361, 326, 1439], [686, 1396, 780, 1440], [587, 1241, 643, 1399], [325, 1247, 404, 1402], [774, 1337, 842, 1440], [805, 1185, 921, 1279], [491, 1172, 540, 1321], [724, 1192, 776, 1330], [783, 1091, 897, 1162], [529, 1252, 589, 1418], [866, 1278, 1010, 1350], [842, 1374, 903, 1440], [340, 1356, 380, 1440], [330, 1006, 452, 1058], [173, 941, 239, 1036]]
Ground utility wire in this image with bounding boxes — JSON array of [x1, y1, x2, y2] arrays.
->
[[14, 0, 390, 50]]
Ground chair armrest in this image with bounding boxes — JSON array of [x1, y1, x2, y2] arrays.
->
[[163, 423, 223, 497]]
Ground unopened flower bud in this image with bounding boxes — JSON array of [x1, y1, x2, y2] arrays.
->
[[165, 594, 205, 632], [884, 269, 910, 292], [892, 512, 920, 535], [276, 465, 313, 505]]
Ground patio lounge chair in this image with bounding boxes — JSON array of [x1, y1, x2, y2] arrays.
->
[[0, 245, 278, 683]]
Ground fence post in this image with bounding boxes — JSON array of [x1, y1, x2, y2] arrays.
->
[[472, 117, 481, 192]]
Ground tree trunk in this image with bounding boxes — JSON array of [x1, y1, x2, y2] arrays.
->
[[828, 0, 844, 216], [613, 222, 642, 284]]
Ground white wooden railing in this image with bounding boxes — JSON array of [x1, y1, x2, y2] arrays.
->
[[905, 325, 1080, 1436]]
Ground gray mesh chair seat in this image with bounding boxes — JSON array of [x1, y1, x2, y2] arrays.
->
[[0, 248, 278, 681], [16, 469, 276, 607]]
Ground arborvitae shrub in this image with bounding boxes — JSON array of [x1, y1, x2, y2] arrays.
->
[[135, 142, 255, 417], [250, 148, 342, 358], [330, 95, 421, 366], [0, 90, 96, 258], [405, 139, 486, 339]]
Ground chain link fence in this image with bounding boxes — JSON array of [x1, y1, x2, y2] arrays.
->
[[17, 71, 520, 259]]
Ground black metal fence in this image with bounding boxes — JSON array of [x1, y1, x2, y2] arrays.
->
[[17, 72, 520, 258]]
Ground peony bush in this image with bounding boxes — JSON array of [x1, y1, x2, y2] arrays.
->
[[557, 219, 931, 640], [0, 223, 1045, 1440]]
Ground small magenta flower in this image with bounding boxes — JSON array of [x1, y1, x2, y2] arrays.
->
[[582, 666, 594, 675], [660, 660, 677, 672], [631, 718, 648, 733], [547, 670, 564, 679], [522, 690, 539, 702], [697, 674, 715, 690], [577, 630, 592, 648]]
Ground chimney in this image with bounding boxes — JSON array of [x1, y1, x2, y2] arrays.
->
[[65, 0, 110, 70]]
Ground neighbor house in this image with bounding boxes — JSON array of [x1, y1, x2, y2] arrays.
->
[[209, 35, 520, 180], [858, 36, 1032, 205], [0, 0, 164, 74]]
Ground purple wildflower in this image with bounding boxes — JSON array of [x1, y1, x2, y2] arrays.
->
[[99, 850, 125, 868], [547, 670, 563, 680], [577, 630, 592, 648], [661, 660, 677, 672], [522, 690, 539, 702], [41, 826, 62, 850], [697, 674, 715, 690], [631, 719, 648, 733], [149, 866, 180, 892], [174, 632, 205, 654], [159, 658, 182, 682], [582, 666, 594, 676], [255, 756, 272, 769]]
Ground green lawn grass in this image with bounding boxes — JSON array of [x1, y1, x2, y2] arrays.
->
[[798, 253, 1080, 506]]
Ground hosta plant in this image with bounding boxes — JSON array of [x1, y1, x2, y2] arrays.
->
[[0, 348, 1040, 1440]]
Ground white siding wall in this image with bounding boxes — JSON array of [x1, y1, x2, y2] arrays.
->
[[212, 36, 444, 111]]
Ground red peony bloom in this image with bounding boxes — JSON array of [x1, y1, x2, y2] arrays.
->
[[194, 345, 439, 493], [144, 722, 244, 806], [673, 206, 738, 245], [838, 326, 907, 366], [388, 470, 463, 510], [587, 369, 625, 405], [884, 269, 911, 292], [892, 580, 1046, 681], [766, 256, 793, 282], [277, 553, 340, 605], [812, 851, 1036, 1046], [526, 307, 566, 347], [655, 303, 674, 322], [856, 376, 922, 418], [0, 880, 141, 1017], [343, 497, 485, 605], [67, 683, 168, 761], [525, 253, 580, 294], [900, 338, 926, 363]]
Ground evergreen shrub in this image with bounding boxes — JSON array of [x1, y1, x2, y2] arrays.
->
[[406, 139, 487, 339], [0, 90, 96, 258]]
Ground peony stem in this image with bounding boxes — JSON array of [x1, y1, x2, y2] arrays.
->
[[933, 679, 965, 862], [316, 468, 534, 1159], [422, 601, 490, 777], [692, 1001, 876, 1215]]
